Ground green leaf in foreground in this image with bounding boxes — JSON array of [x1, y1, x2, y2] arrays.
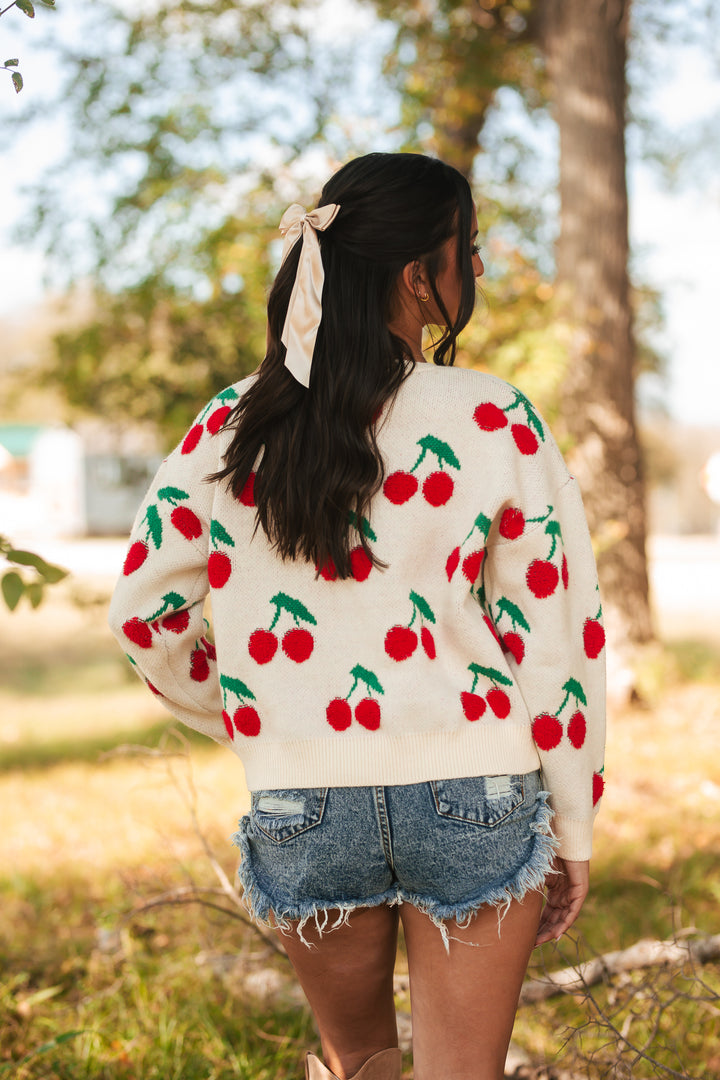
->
[[1, 571, 24, 610], [16, 0, 35, 17], [12, 71, 23, 93], [4, 59, 20, 68]]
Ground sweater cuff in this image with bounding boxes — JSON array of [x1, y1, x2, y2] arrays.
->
[[551, 813, 594, 861]]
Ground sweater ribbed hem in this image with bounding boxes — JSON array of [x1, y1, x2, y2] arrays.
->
[[550, 814, 594, 861], [233, 723, 541, 791]]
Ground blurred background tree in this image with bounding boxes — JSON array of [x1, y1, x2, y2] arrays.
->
[[7, 0, 718, 659]]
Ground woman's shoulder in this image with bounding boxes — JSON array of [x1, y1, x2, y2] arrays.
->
[[408, 362, 524, 404]]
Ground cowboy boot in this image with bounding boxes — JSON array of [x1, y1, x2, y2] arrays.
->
[[305, 1048, 402, 1080]]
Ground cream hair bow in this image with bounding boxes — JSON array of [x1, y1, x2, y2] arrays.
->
[[278, 202, 341, 388]]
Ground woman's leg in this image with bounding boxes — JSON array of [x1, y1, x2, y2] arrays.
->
[[279, 904, 400, 1080], [400, 891, 543, 1080]]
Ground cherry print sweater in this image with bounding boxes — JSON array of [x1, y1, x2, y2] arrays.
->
[[109, 364, 606, 860]]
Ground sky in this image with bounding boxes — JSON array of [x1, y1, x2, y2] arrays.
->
[[1, 5, 719, 429]]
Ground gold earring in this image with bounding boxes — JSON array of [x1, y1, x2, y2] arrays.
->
[[418, 292, 429, 302]]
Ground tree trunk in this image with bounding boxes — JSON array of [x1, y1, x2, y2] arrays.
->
[[541, 0, 654, 654]]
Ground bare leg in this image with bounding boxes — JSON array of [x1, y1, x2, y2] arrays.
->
[[400, 892, 543, 1080], [279, 905, 400, 1080]]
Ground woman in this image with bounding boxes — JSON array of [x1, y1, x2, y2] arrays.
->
[[109, 152, 605, 1080]]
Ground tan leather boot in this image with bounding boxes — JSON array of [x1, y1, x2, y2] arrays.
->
[[305, 1048, 402, 1080]]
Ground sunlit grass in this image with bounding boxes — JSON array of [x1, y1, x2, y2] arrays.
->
[[2, 590, 720, 1077]]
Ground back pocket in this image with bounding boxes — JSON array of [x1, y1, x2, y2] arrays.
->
[[251, 787, 328, 844], [429, 775, 526, 828]]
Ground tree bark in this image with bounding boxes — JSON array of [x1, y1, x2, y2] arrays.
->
[[540, 0, 654, 652]]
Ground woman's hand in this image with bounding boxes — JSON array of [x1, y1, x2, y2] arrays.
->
[[535, 857, 589, 946]]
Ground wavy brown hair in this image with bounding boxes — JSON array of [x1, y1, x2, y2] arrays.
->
[[211, 153, 477, 578]]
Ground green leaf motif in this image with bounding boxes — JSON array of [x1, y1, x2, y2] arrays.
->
[[146, 503, 162, 549], [563, 677, 587, 707], [210, 518, 235, 548], [157, 486, 189, 503], [409, 590, 436, 624], [496, 597, 531, 632], [351, 664, 384, 696], [220, 674, 255, 700], [218, 387, 239, 402], [162, 591, 186, 610], [473, 512, 492, 536], [1, 571, 24, 611], [16, 0, 35, 17], [348, 510, 377, 542], [545, 520, 561, 537], [271, 592, 316, 625], [11, 71, 23, 93], [468, 662, 513, 687], [418, 434, 461, 470]]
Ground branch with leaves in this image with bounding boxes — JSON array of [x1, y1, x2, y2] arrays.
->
[[0, 534, 68, 610], [1, 0, 56, 94]]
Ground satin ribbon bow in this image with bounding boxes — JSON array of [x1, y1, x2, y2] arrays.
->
[[278, 202, 341, 388]]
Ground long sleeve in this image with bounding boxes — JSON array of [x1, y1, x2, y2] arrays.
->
[[482, 474, 606, 860], [108, 415, 230, 748]]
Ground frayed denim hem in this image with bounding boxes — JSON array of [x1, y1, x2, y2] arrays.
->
[[232, 816, 401, 946], [398, 789, 559, 950], [232, 788, 559, 951]]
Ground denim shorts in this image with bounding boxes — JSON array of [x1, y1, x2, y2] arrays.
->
[[232, 770, 557, 946]]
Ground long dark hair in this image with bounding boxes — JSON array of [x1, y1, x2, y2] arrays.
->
[[212, 152, 477, 578]]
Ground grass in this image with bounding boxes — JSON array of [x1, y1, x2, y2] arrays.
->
[[2, 585, 720, 1077]]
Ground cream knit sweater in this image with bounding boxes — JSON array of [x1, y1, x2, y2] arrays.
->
[[109, 364, 606, 860]]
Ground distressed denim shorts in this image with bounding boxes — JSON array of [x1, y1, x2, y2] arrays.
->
[[232, 770, 558, 946]]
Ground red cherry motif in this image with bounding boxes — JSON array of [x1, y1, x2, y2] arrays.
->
[[583, 618, 605, 659], [234, 706, 261, 737], [147, 680, 163, 697], [181, 424, 203, 455], [462, 550, 484, 584], [326, 698, 353, 731], [561, 554, 569, 589], [206, 405, 232, 435], [282, 627, 314, 663], [250, 593, 316, 665], [501, 632, 525, 665], [526, 559, 559, 598], [486, 688, 511, 718], [326, 664, 384, 732], [499, 508, 525, 540], [208, 551, 232, 588], [463, 661, 512, 722], [474, 391, 545, 461], [238, 472, 255, 507], [201, 636, 217, 661], [355, 698, 381, 730], [385, 592, 436, 662], [123, 618, 153, 649], [350, 547, 372, 582], [511, 424, 538, 455], [446, 547, 460, 581], [385, 435, 460, 507], [248, 628, 278, 664], [592, 772, 605, 806], [473, 403, 507, 431], [171, 506, 202, 540], [385, 625, 418, 661], [190, 648, 210, 682], [483, 614, 500, 645], [532, 713, 563, 751], [420, 626, 436, 659], [318, 558, 338, 581], [383, 471, 418, 505], [162, 609, 190, 634], [422, 471, 454, 507], [461, 691, 486, 721], [567, 710, 586, 748], [123, 541, 148, 576], [223, 710, 234, 740]]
